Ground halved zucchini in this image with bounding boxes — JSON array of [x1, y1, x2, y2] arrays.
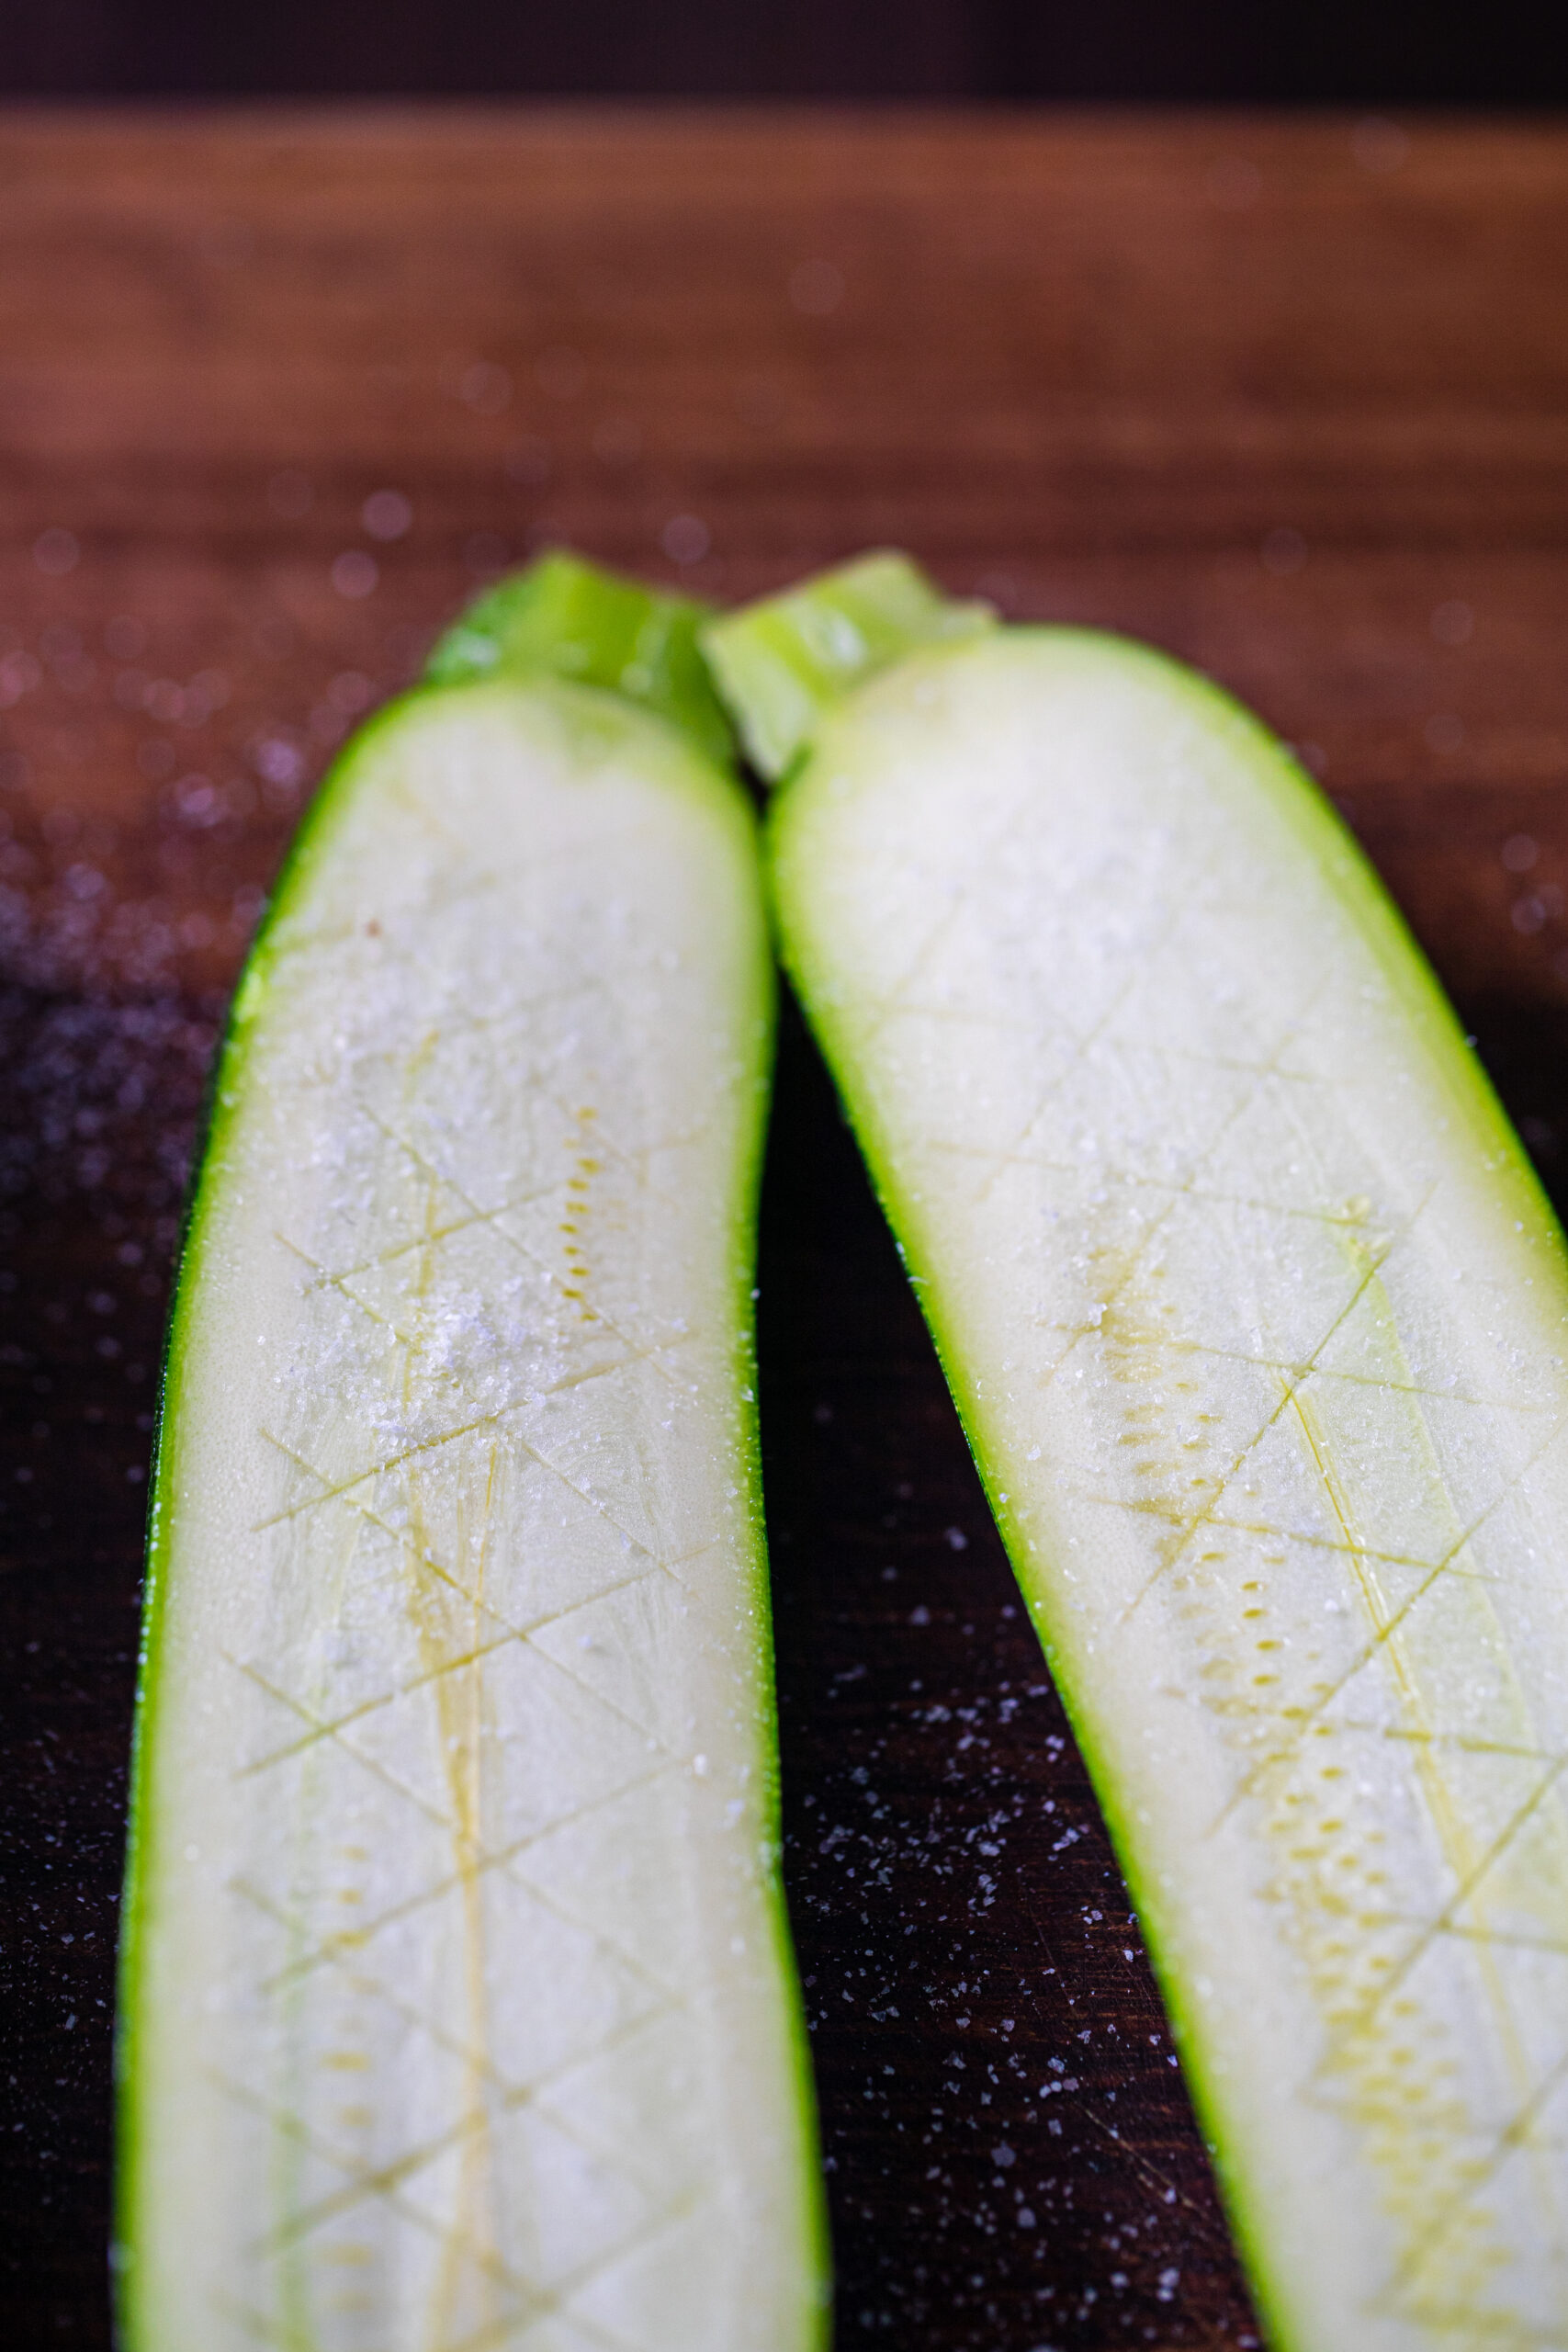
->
[[117, 556, 828, 2352], [705, 554, 1568, 2352]]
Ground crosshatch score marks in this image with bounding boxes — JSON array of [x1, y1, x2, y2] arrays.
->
[[169, 733, 767, 2352], [793, 665, 1568, 2342], [232, 1121, 715, 2339]]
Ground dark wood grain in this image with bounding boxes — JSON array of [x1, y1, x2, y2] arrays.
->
[[4, 107, 1568, 2350]]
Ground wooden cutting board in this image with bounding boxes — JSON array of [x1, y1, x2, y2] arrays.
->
[[4, 107, 1568, 2350]]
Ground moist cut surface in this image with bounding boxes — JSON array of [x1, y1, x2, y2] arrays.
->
[[754, 610, 1568, 2352], [118, 665, 825, 2352]]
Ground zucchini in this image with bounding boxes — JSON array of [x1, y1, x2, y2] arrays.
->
[[705, 555, 1568, 2352], [117, 555, 828, 2352]]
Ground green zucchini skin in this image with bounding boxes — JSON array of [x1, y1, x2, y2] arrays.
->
[[117, 571, 828, 2352], [720, 575, 1568, 2352]]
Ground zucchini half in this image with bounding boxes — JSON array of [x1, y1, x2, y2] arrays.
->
[[117, 556, 828, 2352], [705, 555, 1568, 2352]]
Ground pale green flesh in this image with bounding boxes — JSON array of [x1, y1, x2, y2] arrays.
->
[[765, 628, 1568, 2352], [118, 677, 826, 2352]]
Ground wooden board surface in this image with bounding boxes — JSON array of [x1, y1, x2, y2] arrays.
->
[[4, 107, 1568, 2349]]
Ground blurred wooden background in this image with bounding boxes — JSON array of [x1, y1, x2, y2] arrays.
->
[[4, 107, 1568, 2348], [3, 2, 1563, 105]]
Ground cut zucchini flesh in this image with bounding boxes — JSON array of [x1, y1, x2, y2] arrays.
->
[[118, 560, 827, 2352], [707, 560, 1568, 2352]]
